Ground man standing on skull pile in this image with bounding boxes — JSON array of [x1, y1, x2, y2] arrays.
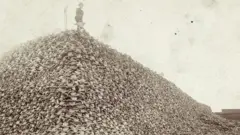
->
[[75, 2, 85, 31]]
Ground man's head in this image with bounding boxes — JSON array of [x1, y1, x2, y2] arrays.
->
[[78, 2, 83, 8]]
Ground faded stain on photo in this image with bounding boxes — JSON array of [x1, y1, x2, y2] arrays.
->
[[100, 22, 114, 43], [202, 0, 218, 8]]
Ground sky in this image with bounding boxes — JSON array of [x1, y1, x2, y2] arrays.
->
[[0, 0, 240, 112]]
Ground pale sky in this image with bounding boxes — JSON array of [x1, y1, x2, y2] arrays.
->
[[1, 0, 240, 112]]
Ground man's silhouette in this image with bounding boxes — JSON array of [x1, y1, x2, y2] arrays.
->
[[75, 2, 84, 31]]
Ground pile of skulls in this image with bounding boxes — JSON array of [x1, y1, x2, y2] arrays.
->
[[0, 29, 240, 135]]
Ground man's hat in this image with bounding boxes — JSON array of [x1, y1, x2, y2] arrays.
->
[[78, 2, 83, 8]]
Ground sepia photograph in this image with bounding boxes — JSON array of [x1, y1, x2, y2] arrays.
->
[[0, 0, 240, 134]]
